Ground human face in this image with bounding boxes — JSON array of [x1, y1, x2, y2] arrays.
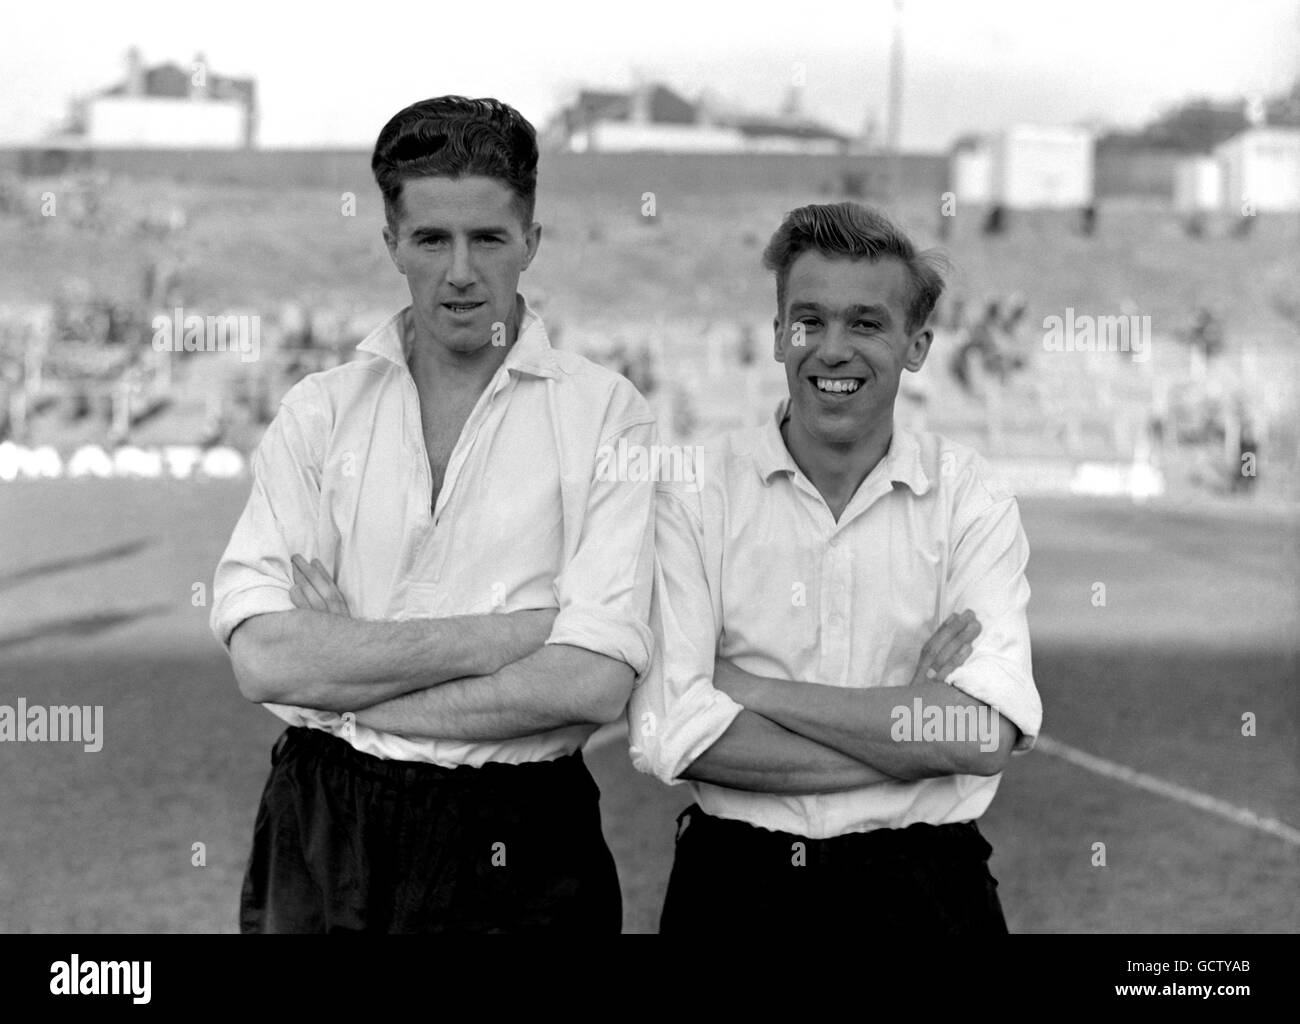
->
[[774, 252, 932, 448], [383, 175, 540, 356]]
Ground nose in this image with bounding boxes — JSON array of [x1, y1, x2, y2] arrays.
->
[[446, 238, 476, 290], [817, 322, 854, 366]]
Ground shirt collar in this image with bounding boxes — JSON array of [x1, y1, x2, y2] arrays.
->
[[356, 294, 560, 379], [755, 397, 931, 496]]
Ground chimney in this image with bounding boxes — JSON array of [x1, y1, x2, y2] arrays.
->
[[126, 46, 144, 96], [243, 81, 258, 148]]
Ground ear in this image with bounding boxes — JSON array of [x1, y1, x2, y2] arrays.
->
[[382, 224, 405, 276], [903, 326, 933, 373], [521, 221, 542, 271], [772, 316, 786, 364]]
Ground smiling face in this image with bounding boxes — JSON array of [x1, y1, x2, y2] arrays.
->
[[774, 251, 933, 449], [382, 174, 540, 358]]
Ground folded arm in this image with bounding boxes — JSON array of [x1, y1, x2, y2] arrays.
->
[[229, 602, 555, 712], [354, 643, 634, 740], [709, 473, 1046, 780], [211, 401, 554, 712], [713, 660, 1017, 781], [679, 708, 898, 793], [352, 412, 658, 741], [684, 612, 1006, 787], [632, 483, 901, 795]]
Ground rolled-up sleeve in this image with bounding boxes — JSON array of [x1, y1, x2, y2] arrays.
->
[[546, 412, 657, 677], [628, 483, 744, 785], [209, 394, 324, 649], [942, 468, 1042, 753]]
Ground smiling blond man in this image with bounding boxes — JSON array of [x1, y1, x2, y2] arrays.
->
[[211, 97, 655, 933], [630, 202, 1042, 934]]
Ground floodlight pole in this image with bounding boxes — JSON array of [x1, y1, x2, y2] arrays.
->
[[886, 0, 905, 200]]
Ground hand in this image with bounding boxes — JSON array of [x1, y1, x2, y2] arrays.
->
[[289, 555, 352, 616], [909, 610, 981, 686]]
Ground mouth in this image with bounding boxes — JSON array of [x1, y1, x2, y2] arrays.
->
[[810, 375, 866, 397], [441, 300, 485, 316]]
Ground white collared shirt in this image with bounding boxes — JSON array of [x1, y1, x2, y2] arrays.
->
[[211, 296, 657, 766], [629, 399, 1042, 839]]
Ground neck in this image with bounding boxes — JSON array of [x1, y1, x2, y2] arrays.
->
[[780, 407, 893, 514], [407, 295, 521, 396]]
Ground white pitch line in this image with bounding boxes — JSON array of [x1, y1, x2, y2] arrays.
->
[[1034, 734, 1300, 847], [584, 721, 629, 753], [582, 724, 1300, 846]]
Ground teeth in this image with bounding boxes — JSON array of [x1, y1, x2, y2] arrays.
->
[[815, 378, 861, 393]]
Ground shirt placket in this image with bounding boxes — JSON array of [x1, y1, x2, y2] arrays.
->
[[397, 365, 509, 604], [820, 531, 854, 686], [398, 373, 440, 611], [425, 369, 513, 586]]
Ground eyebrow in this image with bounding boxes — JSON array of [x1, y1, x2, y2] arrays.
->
[[789, 301, 893, 321], [409, 225, 513, 239]]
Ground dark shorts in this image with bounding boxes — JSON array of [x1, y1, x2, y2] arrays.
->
[[240, 726, 622, 933], [660, 804, 1009, 934]]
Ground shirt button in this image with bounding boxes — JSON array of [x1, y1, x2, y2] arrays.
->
[[828, 535, 839, 547]]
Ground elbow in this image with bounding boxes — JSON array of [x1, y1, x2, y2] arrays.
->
[[956, 717, 1018, 776], [584, 668, 636, 726], [588, 685, 633, 726], [961, 748, 1012, 777], [231, 641, 276, 704], [229, 617, 298, 704]]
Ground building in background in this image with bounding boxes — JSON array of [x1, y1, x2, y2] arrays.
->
[[950, 134, 995, 204], [1214, 127, 1300, 213], [56, 48, 257, 149], [545, 82, 849, 154], [949, 124, 1095, 209], [1173, 155, 1224, 214]]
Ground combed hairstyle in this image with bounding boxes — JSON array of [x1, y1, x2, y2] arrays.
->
[[371, 96, 539, 232], [761, 202, 948, 333]]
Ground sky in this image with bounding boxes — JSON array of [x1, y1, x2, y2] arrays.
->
[[2, 0, 1296, 151]]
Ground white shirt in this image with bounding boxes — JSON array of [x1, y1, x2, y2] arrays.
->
[[211, 296, 657, 766], [629, 399, 1042, 839]]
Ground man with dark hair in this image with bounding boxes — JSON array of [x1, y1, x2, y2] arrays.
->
[[211, 96, 655, 933], [630, 201, 1042, 933], [372, 95, 540, 231]]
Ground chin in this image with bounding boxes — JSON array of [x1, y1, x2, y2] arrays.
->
[[794, 403, 872, 446], [811, 423, 867, 447], [445, 336, 491, 354]]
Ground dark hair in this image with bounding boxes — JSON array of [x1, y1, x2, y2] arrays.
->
[[761, 202, 947, 332], [371, 96, 539, 232]]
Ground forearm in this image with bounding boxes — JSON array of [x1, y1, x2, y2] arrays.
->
[[353, 643, 634, 741], [230, 609, 543, 712], [729, 666, 1013, 779], [680, 709, 898, 794]]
